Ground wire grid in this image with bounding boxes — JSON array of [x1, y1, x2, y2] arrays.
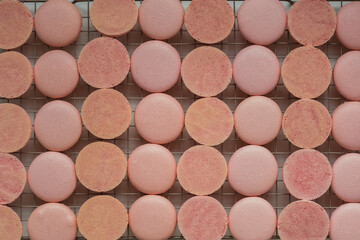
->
[[0, 0, 356, 239]]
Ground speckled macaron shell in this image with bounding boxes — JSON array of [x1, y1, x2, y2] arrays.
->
[[0, 205, 22, 240]]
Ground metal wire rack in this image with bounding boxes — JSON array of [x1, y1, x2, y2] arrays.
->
[[0, 0, 356, 239]]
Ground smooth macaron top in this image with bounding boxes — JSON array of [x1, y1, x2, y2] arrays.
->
[[336, 2, 360, 50]]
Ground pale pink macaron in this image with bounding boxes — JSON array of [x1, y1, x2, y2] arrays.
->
[[139, 0, 184, 40], [181, 46, 232, 97], [178, 196, 227, 240], [288, 0, 336, 46], [129, 195, 177, 240], [229, 197, 277, 240], [283, 149, 332, 200], [34, 100, 82, 151], [0, 51, 33, 99], [282, 99, 331, 149], [90, 0, 138, 37], [330, 203, 360, 240], [278, 200, 329, 240], [0, 205, 22, 240], [184, 0, 234, 44], [185, 97, 233, 146], [0, 0, 33, 50], [177, 145, 227, 196], [332, 102, 360, 150], [234, 96, 282, 145], [78, 37, 130, 89], [135, 93, 184, 144], [333, 51, 360, 100], [28, 152, 77, 202], [131, 40, 181, 93], [336, 2, 360, 50], [28, 203, 77, 240], [34, 0, 81, 47], [332, 153, 360, 203], [34, 50, 79, 99], [237, 0, 286, 45], [281, 46, 332, 99], [128, 144, 176, 194], [0, 153, 26, 205], [0, 103, 32, 153], [233, 45, 280, 96], [228, 145, 278, 196]]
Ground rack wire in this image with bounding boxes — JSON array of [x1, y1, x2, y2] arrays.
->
[[0, 0, 355, 239]]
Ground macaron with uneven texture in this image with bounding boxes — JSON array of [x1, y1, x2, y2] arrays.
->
[[330, 203, 360, 240], [336, 2, 360, 50], [0, 205, 22, 240]]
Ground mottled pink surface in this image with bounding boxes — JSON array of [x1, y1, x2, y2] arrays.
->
[[0, 205, 22, 240], [330, 203, 360, 240], [178, 196, 227, 240], [336, 2, 360, 50]]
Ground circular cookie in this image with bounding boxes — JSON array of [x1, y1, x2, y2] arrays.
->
[[336, 2, 360, 50], [330, 203, 360, 240], [0, 205, 22, 240]]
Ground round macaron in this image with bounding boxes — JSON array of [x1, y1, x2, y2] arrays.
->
[[184, 0, 234, 44], [330, 203, 360, 240], [130, 40, 181, 93], [34, 50, 79, 99], [336, 2, 360, 50], [77, 195, 128, 240], [185, 97, 233, 146], [282, 99, 332, 149], [34, 100, 82, 151], [139, 0, 184, 40], [283, 149, 332, 200], [332, 102, 360, 150], [228, 145, 278, 196], [90, 0, 138, 37], [287, 0, 336, 46], [278, 200, 329, 240], [281, 46, 332, 99], [134, 93, 184, 144], [76, 142, 127, 192], [34, 0, 81, 47], [178, 196, 227, 240], [129, 195, 177, 240], [181, 46, 232, 97], [237, 0, 286, 45], [28, 152, 77, 203], [28, 203, 77, 240], [78, 37, 130, 89], [0, 103, 32, 153], [229, 197, 277, 240], [234, 96, 282, 145], [233, 45, 280, 96], [128, 144, 176, 194], [0, 0, 33, 50], [0, 51, 33, 99], [81, 89, 132, 139], [177, 145, 227, 196], [332, 153, 360, 203], [0, 205, 22, 240]]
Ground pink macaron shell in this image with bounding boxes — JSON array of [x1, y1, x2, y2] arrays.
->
[[282, 149, 332, 200], [134, 93, 184, 144], [234, 96, 282, 145], [228, 145, 278, 196], [130, 40, 181, 93], [278, 200, 329, 240], [139, 0, 184, 40], [229, 197, 277, 240], [330, 203, 360, 240], [34, 100, 82, 151], [128, 144, 176, 194], [129, 195, 177, 240], [34, 50, 79, 99], [178, 196, 227, 240], [237, 0, 286, 45], [27, 203, 77, 240], [0, 205, 22, 240], [28, 152, 77, 203], [34, 0, 81, 47], [233, 45, 280, 96], [332, 153, 360, 203], [336, 2, 360, 50]]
